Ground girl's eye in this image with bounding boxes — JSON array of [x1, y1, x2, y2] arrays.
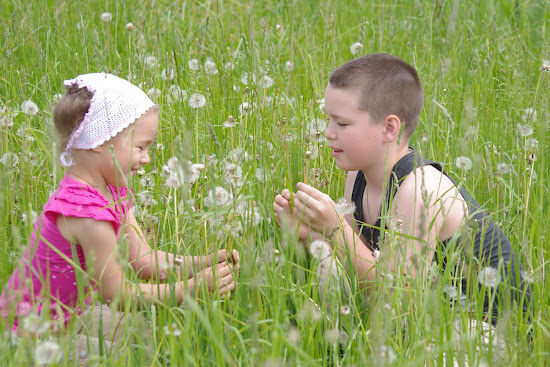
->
[[336, 121, 346, 126]]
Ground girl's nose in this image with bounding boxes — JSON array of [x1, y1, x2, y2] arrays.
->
[[141, 151, 151, 165]]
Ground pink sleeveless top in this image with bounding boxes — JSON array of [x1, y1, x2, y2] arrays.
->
[[0, 174, 133, 331]]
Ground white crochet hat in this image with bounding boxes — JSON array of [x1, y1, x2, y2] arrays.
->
[[60, 73, 155, 166]]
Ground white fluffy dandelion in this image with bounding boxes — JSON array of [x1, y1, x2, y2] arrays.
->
[[525, 138, 539, 150], [350, 42, 364, 55], [1, 152, 19, 168], [144, 55, 158, 68], [516, 123, 534, 137], [164, 172, 181, 189], [204, 186, 232, 207], [239, 102, 251, 116], [126, 22, 134, 31], [188, 93, 206, 108], [323, 328, 340, 345], [240, 72, 249, 85], [541, 60, 550, 72], [261, 75, 274, 88], [224, 61, 235, 71], [496, 162, 511, 175], [335, 197, 356, 216], [21, 100, 39, 116], [340, 305, 351, 316], [204, 58, 218, 75], [100, 12, 112, 23], [167, 85, 187, 103], [188, 58, 200, 70], [521, 108, 537, 123], [285, 60, 294, 72], [161, 68, 176, 80], [147, 88, 161, 101], [287, 327, 301, 344], [223, 115, 237, 128], [309, 240, 331, 260], [307, 117, 328, 136], [477, 266, 501, 288], [35, 340, 62, 366], [455, 156, 473, 171]]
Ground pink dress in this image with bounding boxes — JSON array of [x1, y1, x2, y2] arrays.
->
[[0, 174, 133, 331]]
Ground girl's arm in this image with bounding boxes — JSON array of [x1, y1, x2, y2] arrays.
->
[[58, 215, 235, 309], [124, 208, 239, 281]]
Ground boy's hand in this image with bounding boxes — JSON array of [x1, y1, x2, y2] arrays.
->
[[273, 189, 311, 241], [293, 182, 341, 237]]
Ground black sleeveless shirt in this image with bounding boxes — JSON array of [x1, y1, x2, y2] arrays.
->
[[351, 148, 531, 325]]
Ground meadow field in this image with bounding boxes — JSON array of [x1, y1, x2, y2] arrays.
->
[[0, 0, 548, 365]]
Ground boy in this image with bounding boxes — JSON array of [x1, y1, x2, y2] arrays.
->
[[273, 53, 530, 328]]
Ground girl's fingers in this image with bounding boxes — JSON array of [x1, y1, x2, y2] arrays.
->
[[281, 189, 292, 200]]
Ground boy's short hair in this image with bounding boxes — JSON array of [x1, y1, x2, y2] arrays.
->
[[329, 53, 423, 140]]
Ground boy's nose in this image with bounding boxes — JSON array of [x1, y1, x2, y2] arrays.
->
[[324, 121, 335, 140]]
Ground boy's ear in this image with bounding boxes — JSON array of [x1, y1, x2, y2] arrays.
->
[[383, 115, 401, 143]]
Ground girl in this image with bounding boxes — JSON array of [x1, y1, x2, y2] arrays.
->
[[1, 73, 238, 361]]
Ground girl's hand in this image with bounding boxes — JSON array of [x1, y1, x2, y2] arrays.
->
[[273, 188, 311, 241], [207, 249, 240, 267], [194, 261, 236, 297], [293, 182, 341, 237]]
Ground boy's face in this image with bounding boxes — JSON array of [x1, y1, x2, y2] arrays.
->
[[323, 84, 386, 172]]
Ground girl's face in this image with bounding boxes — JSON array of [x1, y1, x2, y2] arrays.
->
[[99, 110, 159, 186]]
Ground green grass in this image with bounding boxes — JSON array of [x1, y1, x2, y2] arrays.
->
[[1, 0, 549, 365]]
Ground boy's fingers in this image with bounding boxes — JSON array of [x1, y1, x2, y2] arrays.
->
[[281, 189, 292, 199], [296, 190, 319, 208], [297, 182, 324, 200]]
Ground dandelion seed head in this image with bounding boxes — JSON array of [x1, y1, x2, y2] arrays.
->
[[287, 326, 300, 344], [35, 340, 62, 366], [204, 186, 232, 207], [309, 240, 331, 260], [455, 156, 473, 171], [522, 108, 537, 123], [223, 115, 237, 128], [541, 60, 550, 72], [240, 72, 249, 85], [224, 61, 235, 71], [1, 152, 19, 168], [496, 162, 511, 175], [285, 60, 294, 72], [188, 59, 200, 70], [525, 138, 539, 150], [21, 210, 38, 226], [335, 197, 356, 216], [204, 58, 218, 75], [189, 93, 206, 108], [297, 300, 322, 322], [167, 85, 187, 103], [21, 100, 39, 116], [340, 305, 351, 316], [165, 172, 181, 188], [261, 75, 274, 88], [373, 249, 381, 262], [350, 42, 364, 55], [161, 68, 176, 80], [144, 55, 158, 68], [126, 22, 134, 30], [323, 328, 340, 345], [100, 12, 112, 23], [477, 266, 501, 288], [307, 118, 327, 139], [239, 102, 251, 116], [147, 88, 162, 101], [516, 123, 534, 137], [520, 269, 534, 284]]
